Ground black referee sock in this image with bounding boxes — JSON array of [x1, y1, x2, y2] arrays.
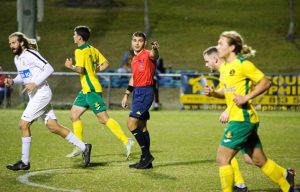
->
[[142, 130, 150, 152], [131, 128, 149, 157]]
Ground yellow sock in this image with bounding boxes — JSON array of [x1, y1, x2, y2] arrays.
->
[[106, 118, 128, 145], [231, 157, 245, 186], [219, 165, 234, 192], [261, 159, 290, 192], [73, 120, 83, 141]]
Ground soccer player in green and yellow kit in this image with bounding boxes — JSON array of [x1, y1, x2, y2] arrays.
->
[[203, 46, 254, 192], [204, 31, 295, 192], [64, 26, 134, 160]]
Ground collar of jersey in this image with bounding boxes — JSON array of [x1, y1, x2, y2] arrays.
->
[[135, 49, 145, 56], [78, 43, 90, 50]]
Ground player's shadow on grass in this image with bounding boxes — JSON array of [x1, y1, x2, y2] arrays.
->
[[72, 162, 108, 169], [70, 154, 127, 165], [92, 152, 124, 158], [154, 159, 215, 168], [250, 189, 280, 192], [250, 185, 300, 192], [92, 150, 164, 159], [134, 159, 214, 180], [139, 171, 177, 180], [87, 162, 108, 167]]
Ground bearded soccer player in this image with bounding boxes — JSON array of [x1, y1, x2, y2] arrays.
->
[[6, 32, 91, 170], [121, 32, 159, 169], [65, 26, 134, 159]]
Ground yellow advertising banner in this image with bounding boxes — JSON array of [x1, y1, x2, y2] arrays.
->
[[180, 95, 300, 105], [180, 74, 300, 110]]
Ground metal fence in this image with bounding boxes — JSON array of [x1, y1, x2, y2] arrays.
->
[[2, 72, 299, 111], [0, 72, 182, 110]]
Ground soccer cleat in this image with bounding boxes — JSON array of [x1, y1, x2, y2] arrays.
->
[[129, 162, 153, 169], [82, 143, 92, 167], [129, 162, 139, 168], [233, 186, 248, 192], [65, 147, 81, 158], [129, 155, 143, 168], [6, 160, 30, 171], [286, 168, 296, 192], [152, 102, 161, 111], [145, 163, 153, 169], [129, 154, 154, 169], [125, 138, 134, 160]]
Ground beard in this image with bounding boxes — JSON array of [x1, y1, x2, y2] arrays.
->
[[11, 46, 22, 55]]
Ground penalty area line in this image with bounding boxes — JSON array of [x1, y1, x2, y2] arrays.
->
[[17, 169, 81, 192]]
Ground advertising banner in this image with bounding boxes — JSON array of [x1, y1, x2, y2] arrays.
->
[[180, 74, 300, 111]]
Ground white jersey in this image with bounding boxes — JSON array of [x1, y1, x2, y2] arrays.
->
[[14, 49, 56, 123], [14, 49, 50, 95]]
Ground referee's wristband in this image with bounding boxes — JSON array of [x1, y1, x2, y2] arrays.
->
[[127, 85, 134, 93]]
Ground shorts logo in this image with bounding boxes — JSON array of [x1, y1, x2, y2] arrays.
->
[[94, 102, 101, 110], [136, 111, 141, 115], [225, 131, 232, 139], [20, 69, 32, 79], [223, 139, 231, 143]]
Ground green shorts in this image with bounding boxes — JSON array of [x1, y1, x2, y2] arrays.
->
[[220, 121, 262, 153], [73, 91, 107, 114]]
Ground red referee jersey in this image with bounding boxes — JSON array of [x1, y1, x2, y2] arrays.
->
[[131, 49, 156, 87]]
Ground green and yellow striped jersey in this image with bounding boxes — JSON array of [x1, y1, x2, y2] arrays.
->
[[219, 56, 265, 123], [75, 43, 106, 94]]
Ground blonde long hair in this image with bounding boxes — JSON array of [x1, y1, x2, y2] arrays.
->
[[221, 31, 256, 58], [28, 38, 38, 51], [9, 32, 38, 51]]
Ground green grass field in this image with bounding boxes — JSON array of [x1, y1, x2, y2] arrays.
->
[[0, 110, 299, 191]]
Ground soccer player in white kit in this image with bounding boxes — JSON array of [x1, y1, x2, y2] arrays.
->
[[5, 32, 92, 171]]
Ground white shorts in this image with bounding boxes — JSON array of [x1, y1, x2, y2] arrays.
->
[[21, 85, 56, 124]]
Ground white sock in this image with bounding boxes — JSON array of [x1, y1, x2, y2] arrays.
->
[[235, 184, 246, 188], [21, 137, 31, 165], [65, 132, 86, 151]]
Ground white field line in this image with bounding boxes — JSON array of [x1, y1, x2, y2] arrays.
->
[[17, 169, 81, 192]]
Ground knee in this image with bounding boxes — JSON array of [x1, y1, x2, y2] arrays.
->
[[96, 112, 109, 125], [46, 120, 59, 134], [98, 117, 107, 125], [251, 156, 266, 167], [99, 118, 107, 125], [216, 156, 223, 166], [18, 123, 29, 131], [70, 114, 80, 122], [70, 110, 82, 122], [216, 154, 231, 166], [251, 158, 261, 166], [243, 154, 254, 165], [127, 121, 136, 130]]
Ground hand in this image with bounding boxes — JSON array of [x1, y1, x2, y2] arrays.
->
[[151, 41, 159, 50], [233, 93, 248, 106], [203, 84, 214, 97], [219, 110, 229, 124], [4, 77, 13, 87], [121, 94, 129, 109], [65, 58, 73, 69], [24, 83, 37, 93]]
